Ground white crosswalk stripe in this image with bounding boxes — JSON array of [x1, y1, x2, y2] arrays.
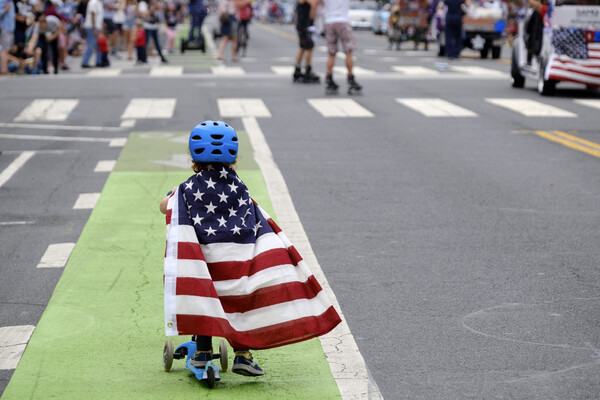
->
[[449, 66, 506, 76], [271, 66, 294, 76], [14, 99, 79, 122], [308, 99, 374, 117], [0, 325, 35, 370], [396, 98, 477, 117], [87, 69, 121, 76], [120, 98, 177, 119], [485, 98, 578, 117], [218, 98, 272, 118], [150, 66, 183, 76], [333, 66, 375, 76], [392, 66, 440, 76], [573, 99, 600, 110], [211, 65, 246, 75]]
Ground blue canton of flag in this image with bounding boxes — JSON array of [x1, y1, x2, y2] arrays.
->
[[552, 28, 588, 59], [177, 166, 270, 245]]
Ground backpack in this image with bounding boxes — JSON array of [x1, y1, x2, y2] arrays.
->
[[239, 4, 252, 21]]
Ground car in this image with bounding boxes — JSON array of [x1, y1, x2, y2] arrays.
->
[[349, 0, 378, 29], [371, 9, 391, 35], [511, 0, 600, 95]]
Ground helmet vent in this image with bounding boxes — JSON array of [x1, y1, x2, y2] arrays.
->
[[192, 135, 202, 140], [211, 134, 224, 140], [232, 136, 238, 142], [212, 149, 223, 155], [194, 148, 205, 154], [213, 122, 219, 126], [229, 149, 237, 155]]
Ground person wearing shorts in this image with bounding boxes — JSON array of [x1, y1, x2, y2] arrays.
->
[[314, 0, 359, 89], [293, 0, 319, 82]]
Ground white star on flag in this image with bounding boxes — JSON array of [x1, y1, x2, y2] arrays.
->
[[193, 189, 204, 201], [219, 167, 229, 178], [204, 226, 216, 236], [230, 225, 241, 235], [218, 192, 229, 203], [185, 181, 193, 190], [228, 207, 237, 217], [217, 216, 227, 227], [228, 181, 238, 193], [192, 214, 203, 225], [238, 197, 248, 207], [205, 202, 217, 214], [253, 221, 262, 235], [205, 178, 216, 189]]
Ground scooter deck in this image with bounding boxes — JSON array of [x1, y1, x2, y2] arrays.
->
[[176, 341, 221, 381]]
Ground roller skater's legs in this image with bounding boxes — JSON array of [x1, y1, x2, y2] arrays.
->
[[347, 74, 362, 95], [325, 74, 339, 94], [302, 65, 320, 83]]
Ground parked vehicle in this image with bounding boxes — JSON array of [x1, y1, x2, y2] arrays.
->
[[387, 0, 430, 50], [349, 0, 378, 29], [511, 0, 600, 95], [462, 0, 508, 58]]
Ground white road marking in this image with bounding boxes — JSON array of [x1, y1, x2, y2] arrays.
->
[[0, 221, 34, 226], [308, 99, 374, 118], [0, 133, 127, 146], [37, 243, 76, 268], [109, 138, 128, 147], [14, 99, 79, 122], [0, 151, 35, 188], [486, 98, 578, 117], [94, 160, 116, 172], [574, 99, 600, 110], [150, 66, 183, 76], [87, 69, 122, 76], [242, 116, 382, 400], [0, 122, 125, 132], [73, 193, 101, 209], [211, 65, 246, 75], [333, 66, 375, 76], [218, 98, 272, 118], [392, 66, 440, 75], [396, 98, 478, 117], [271, 66, 295, 75], [120, 119, 136, 128], [120, 98, 176, 119], [450, 66, 506, 76], [0, 325, 36, 370]]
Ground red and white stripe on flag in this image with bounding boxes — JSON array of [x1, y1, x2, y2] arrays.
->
[[548, 44, 600, 87], [164, 187, 341, 350]]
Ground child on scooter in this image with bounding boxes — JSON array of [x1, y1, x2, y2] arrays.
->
[[159, 121, 341, 377]]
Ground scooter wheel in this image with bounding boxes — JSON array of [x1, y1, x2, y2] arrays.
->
[[219, 340, 228, 372], [206, 366, 215, 389], [163, 340, 174, 372]]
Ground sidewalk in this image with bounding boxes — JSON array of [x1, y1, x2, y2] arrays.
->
[[1, 129, 342, 399]]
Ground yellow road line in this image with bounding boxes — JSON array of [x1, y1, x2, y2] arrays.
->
[[532, 130, 600, 158]]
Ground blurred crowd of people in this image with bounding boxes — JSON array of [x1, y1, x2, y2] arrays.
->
[[0, 0, 192, 75]]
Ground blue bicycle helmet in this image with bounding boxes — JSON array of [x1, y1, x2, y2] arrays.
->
[[189, 120, 238, 164]]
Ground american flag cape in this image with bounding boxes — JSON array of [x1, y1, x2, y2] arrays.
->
[[547, 28, 600, 87], [163, 166, 341, 349]]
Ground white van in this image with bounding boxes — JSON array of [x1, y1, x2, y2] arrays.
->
[[511, 0, 600, 95]]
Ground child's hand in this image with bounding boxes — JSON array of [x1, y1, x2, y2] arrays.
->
[[159, 186, 178, 215]]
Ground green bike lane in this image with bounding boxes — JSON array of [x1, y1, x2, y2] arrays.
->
[[1, 129, 342, 399]]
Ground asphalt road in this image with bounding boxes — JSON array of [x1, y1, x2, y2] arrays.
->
[[1, 17, 599, 399]]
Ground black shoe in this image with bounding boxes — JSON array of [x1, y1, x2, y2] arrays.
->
[[81, 64, 92, 69]]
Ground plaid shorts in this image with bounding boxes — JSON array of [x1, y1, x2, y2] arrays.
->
[[325, 22, 355, 55]]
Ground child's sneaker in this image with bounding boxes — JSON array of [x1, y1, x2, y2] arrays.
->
[[232, 351, 264, 376], [189, 350, 212, 368]]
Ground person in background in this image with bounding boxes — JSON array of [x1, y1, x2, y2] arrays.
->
[[444, 0, 469, 59], [216, 0, 238, 62], [187, 0, 207, 43], [81, 0, 103, 67], [292, 0, 319, 83], [0, 0, 16, 75], [38, 14, 63, 73], [103, 0, 119, 57], [123, 0, 137, 59], [97, 23, 110, 65], [134, 17, 146, 63], [137, 0, 167, 63], [163, 1, 178, 53]]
